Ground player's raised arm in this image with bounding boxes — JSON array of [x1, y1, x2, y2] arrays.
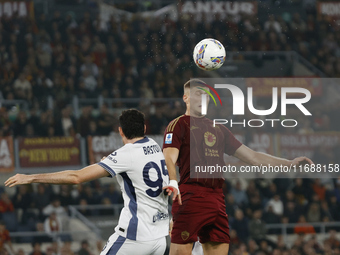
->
[[162, 147, 182, 205], [233, 144, 314, 167], [4, 164, 110, 187]]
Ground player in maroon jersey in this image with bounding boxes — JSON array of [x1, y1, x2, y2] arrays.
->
[[162, 79, 313, 255]]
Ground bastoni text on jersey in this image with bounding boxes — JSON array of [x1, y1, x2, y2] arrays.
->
[[143, 144, 161, 155]]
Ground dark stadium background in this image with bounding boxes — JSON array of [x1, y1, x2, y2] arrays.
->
[[0, 0, 340, 254]]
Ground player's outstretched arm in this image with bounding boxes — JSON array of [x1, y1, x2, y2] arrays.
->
[[4, 164, 110, 187], [163, 147, 182, 205], [233, 144, 314, 167]]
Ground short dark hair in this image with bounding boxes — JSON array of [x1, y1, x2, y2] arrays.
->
[[119, 109, 145, 139]]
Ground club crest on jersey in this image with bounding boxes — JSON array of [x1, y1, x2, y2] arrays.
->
[[181, 231, 190, 241], [165, 133, 173, 144], [204, 131, 216, 147], [107, 155, 117, 163]]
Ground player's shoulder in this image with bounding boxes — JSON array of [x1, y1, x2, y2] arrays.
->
[[109, 144, 130, 158], [166, 115, 187, 133]]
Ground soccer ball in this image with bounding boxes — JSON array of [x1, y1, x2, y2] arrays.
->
[[193, 38, 226, 71]]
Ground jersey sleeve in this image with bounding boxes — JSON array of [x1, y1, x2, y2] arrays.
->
[[222, 126, 242, 155], [162, 118, 183, 151], [97, 148, 130, 177]]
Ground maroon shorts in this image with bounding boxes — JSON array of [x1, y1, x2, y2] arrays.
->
[[171, 184, 230, 244]]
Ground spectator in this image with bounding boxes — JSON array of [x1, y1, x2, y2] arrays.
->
[[290, 13, 307, 35], [0, 192, 14, 213], [32, 184, 52, 213], [80, 55, 98, 77], [263, 205, 280, 224], [307, 203, 321, 222], [29, 242, 46, 255], [34, 222, 53, 243], [249, 210, 267, 242], [77, 240, 92, 255], [102, 184, 122, 204], [44, 211, 61, 233], [329, 195, 340, 221], [294, 215, 316, 234], [13, 73, 32, 100], [77, 199, 91, 217], [149, 107, 168, 135], [80, 70, 97, 94], [334, 179, 340, 202], [265, 194, 284, 217], [77, 106, 94, 137], [225, 194, 238, 218], [13, 111, 29, 137], [291, 178, 311, 205], [60, 241, 74, 255], [312, 179, 326, 201], [54, 106, 76, 137], [12, 185, 32, 212], [284, 202, 300, 223], [88, 121, 99, 136], [42, 198, 67, 218], [264, 15, 281, 34], [230, 209, 249, 243], [96, 104, 116, 135], [247, 193, 263, 216], [0, 221, 14, 254], [324, 230, 340, 250], [231, 180, 249, 207]]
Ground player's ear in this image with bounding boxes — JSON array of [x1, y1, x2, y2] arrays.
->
[[144, 125, 146, 134], [118, 127, 124, 138], [183, 93, 189, 104]]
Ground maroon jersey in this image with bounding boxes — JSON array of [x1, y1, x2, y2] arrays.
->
[[163, 115, 242, 189]]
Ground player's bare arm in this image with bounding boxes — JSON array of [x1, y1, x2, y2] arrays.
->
[[162, 147, 182, 205], [4, 164, 110, 187], [233, 144, 314, 166]]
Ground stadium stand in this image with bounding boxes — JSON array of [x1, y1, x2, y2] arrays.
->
[[1, 0, 340, 254]]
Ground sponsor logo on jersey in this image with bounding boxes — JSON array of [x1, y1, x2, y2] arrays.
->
[[143, 144, 161, 155], [190, 125, 199, 130], [204, 131, 216, 147], [165, 133, 173, 144], [107, 155, 117, 163], [152, 211, 169, 223], [181, 231, 190, 241]]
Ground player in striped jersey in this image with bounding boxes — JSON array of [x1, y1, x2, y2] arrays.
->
[[5, 109, 173, 255]]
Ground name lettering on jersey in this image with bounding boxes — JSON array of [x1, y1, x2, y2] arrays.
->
[[143, 144, 161, 155], [152, 211, 169, 223], [107, 155, 117, 163], [111, 152, 117, 156], [205, 148, 219, 157], [165, 133, 173, 144]]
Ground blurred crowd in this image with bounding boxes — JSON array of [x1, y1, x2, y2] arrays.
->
[[1, 4, 340, 255], [1, 177, 340, 254], [1, 10, 340, 137]]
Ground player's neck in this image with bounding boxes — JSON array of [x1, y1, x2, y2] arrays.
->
[[124, 136, 145, 144], [185, 109, 205, 118]]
